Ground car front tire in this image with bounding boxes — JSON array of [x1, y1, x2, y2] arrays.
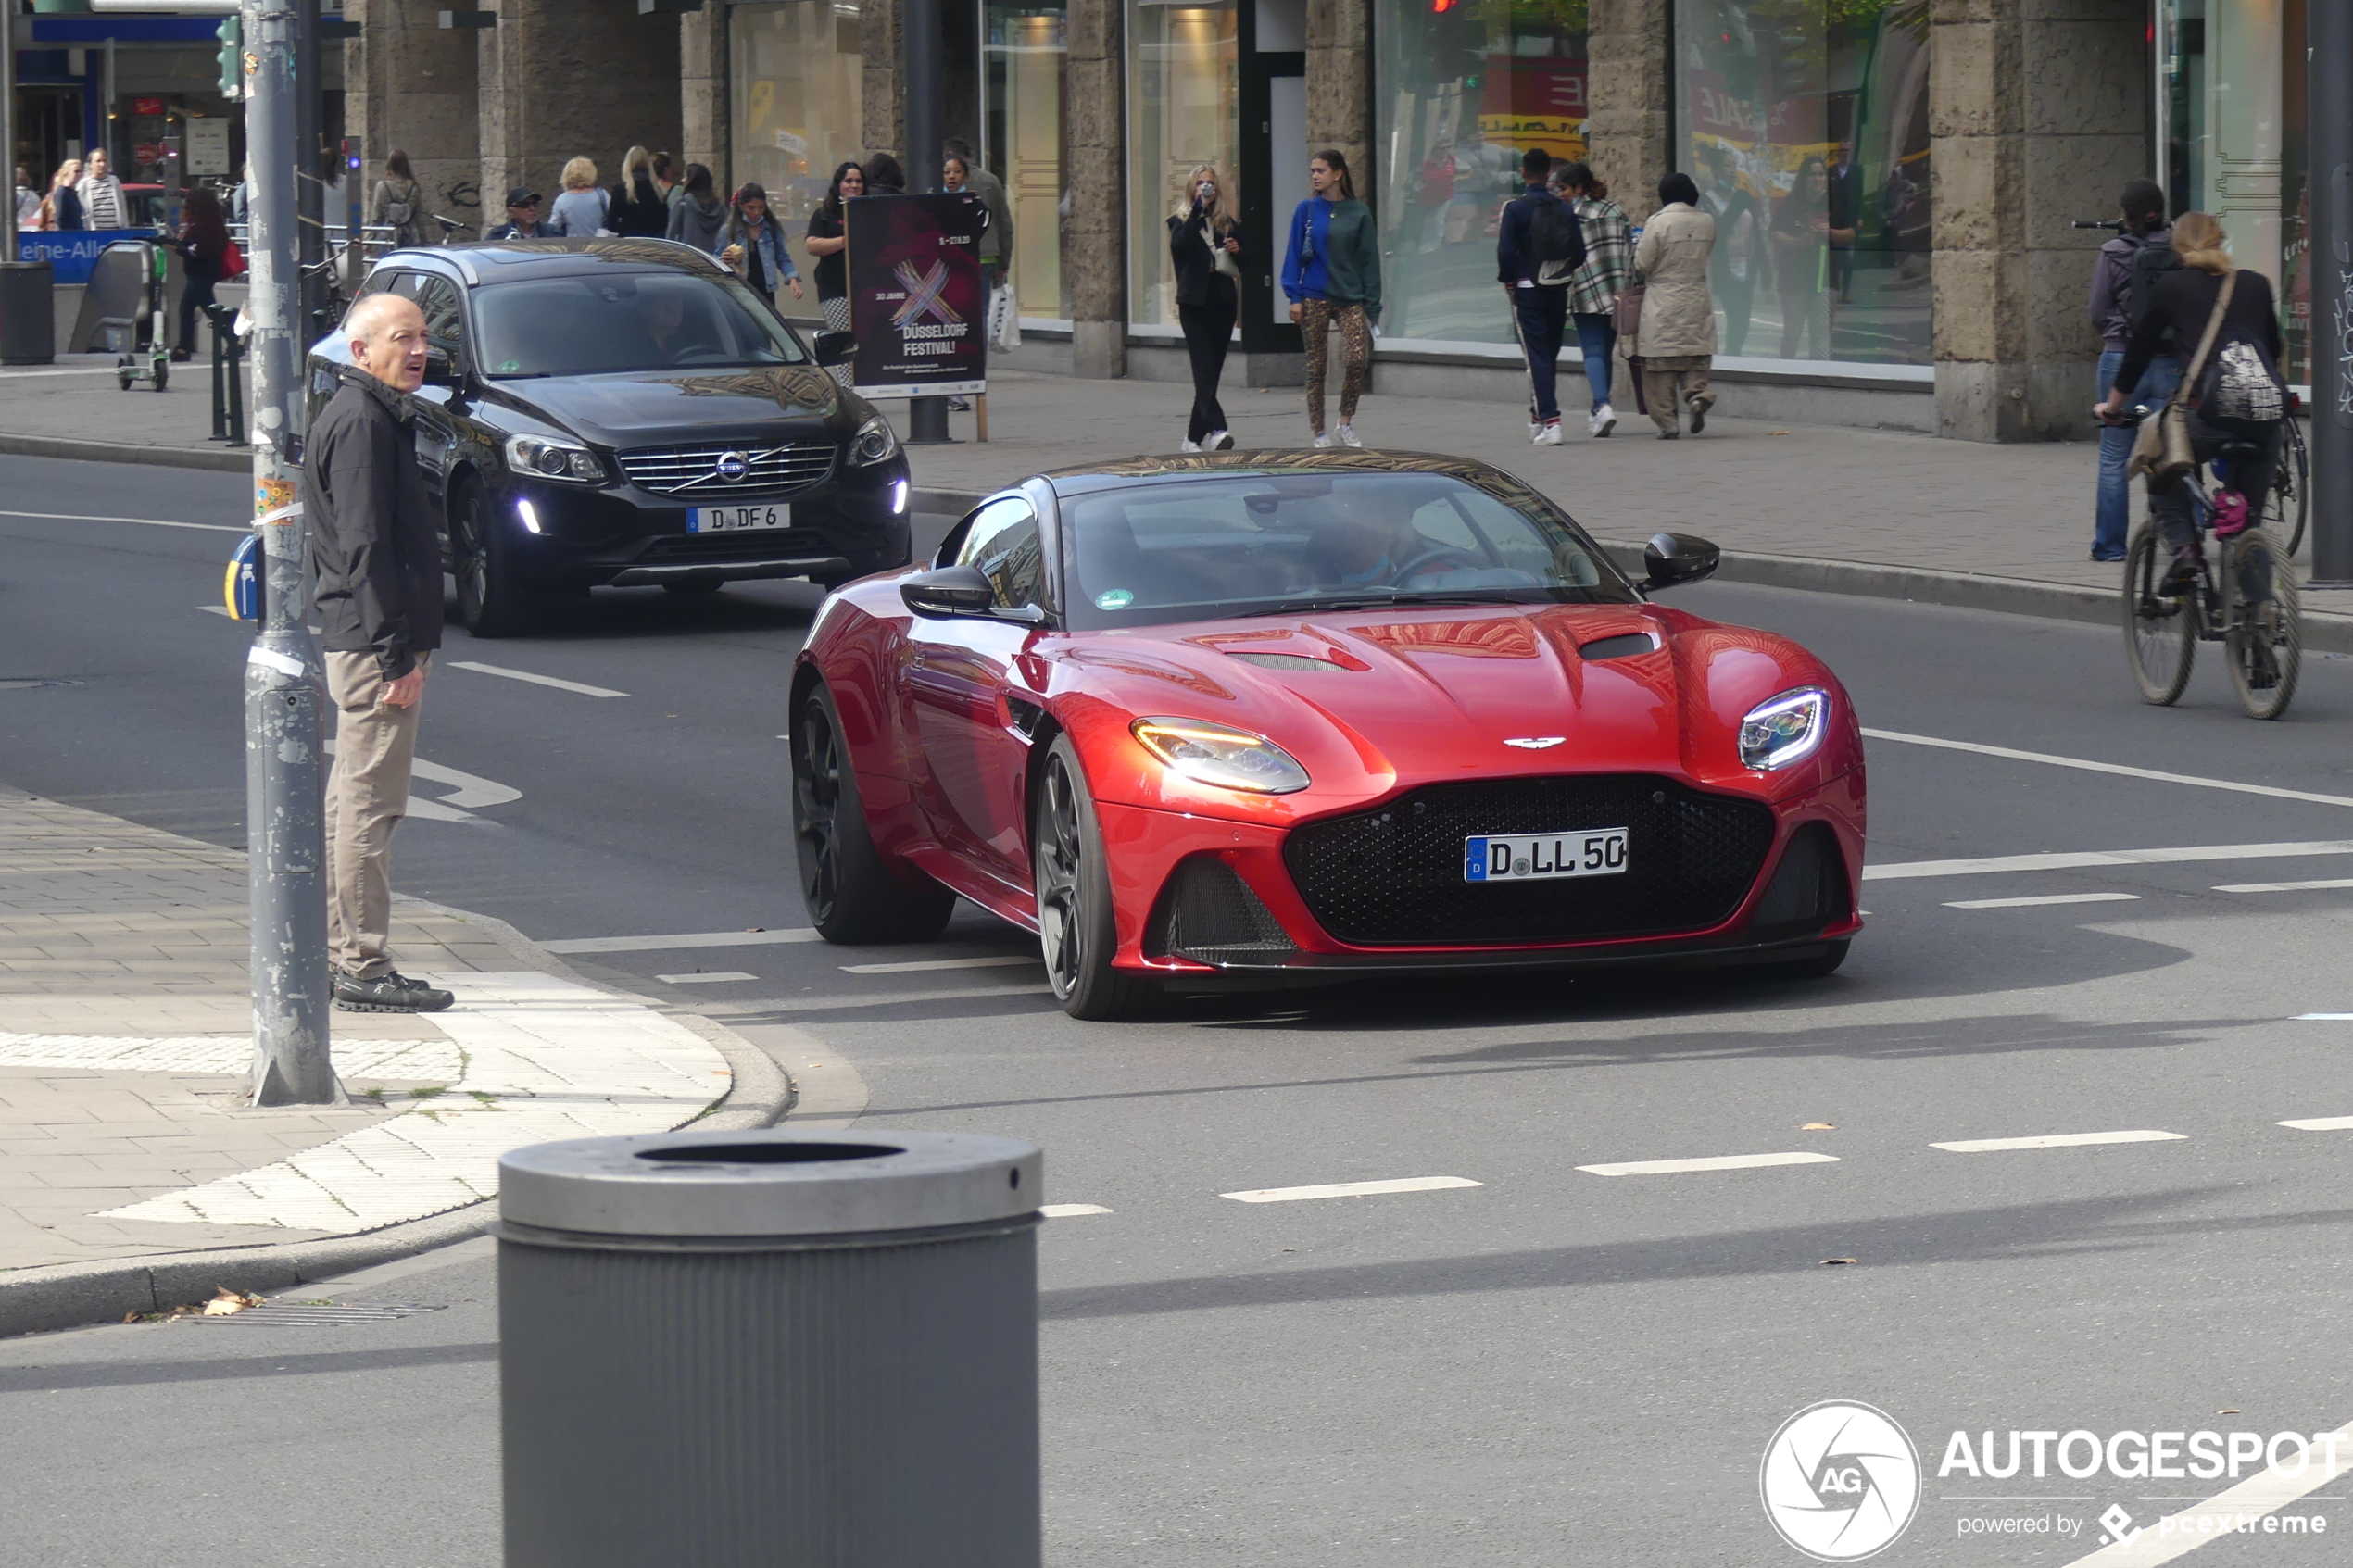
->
[[452, 482, 537, 638], [1033, 734, 1159, 1021], [791, 681, 956, 943]]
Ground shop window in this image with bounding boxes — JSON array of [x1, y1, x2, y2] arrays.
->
[[1127, 0, 1239, 330], [732, 1, 865, 292], [985, 3, 1073, 321]]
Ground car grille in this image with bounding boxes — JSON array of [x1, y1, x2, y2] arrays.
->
[[616, 443, 836, 497], [1283, 774, 1777, 946]]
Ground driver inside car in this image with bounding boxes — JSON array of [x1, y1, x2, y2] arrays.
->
[[1302, 494, 1475, 591]]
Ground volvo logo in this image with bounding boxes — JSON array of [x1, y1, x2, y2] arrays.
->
[[713, 450, 751, 483]]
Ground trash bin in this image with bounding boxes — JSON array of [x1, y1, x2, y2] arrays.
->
[[0, 259, 54, 365], [497, 1127, 1045, 1568]]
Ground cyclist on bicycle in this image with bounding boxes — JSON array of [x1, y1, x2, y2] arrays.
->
[[2095, 211, 2287, 594]]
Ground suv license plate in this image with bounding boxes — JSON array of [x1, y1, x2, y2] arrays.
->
[[690, 503, 790, 533], [1465, 828, 1629, 883]]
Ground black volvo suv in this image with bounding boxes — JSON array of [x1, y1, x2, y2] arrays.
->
[[306, 237, 913, 635]]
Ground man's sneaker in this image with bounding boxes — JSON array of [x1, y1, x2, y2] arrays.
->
[[1205, 429, 1235, 450], [1180, 436, 1202, 453], [1336, 423, 1363, 448], [333, 969, 455, 1013], [1312, 432, 1334, 449], [1591, 404, 1617, 438], [1687, 395, 1710, 435], [1534, 419, 1564, 446]]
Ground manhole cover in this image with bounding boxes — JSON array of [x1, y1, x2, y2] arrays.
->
[[0, 679, 82, 692], [208, 1301, 449, 1325]]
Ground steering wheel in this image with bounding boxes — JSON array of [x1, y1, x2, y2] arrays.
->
[[671, 347, 735, 366], [1390, 543, 1481, 585]]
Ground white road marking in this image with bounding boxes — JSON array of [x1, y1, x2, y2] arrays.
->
[[542, 929, 824, 954], [323, 739, 520, 817], [1864, 728, 2353, 810], [2278, 1116, 2353, 1131], [1041, 1203, 1113, 1217], [0, 507, 245, 533], [2059, 1415, 2353, 1564], [710, 985, 1058, 1013], [1944, 892, 2143, 909], [1220, 1176, 1482, 1203], [196, 603, 234, 618], [2296, 1013, 2353, 1021], [656, 972, 759, 985], [1576, 1152, 1838, 1177], [1932, 1130, 2186, 1153], [2215, 877, 2353, 894], [1868, 840, 2353, 882], [447, 659, 629, 698], [840, 955, 1039, 974]]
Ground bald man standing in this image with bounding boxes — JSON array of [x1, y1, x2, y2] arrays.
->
[[306, 294, 455, 1012]]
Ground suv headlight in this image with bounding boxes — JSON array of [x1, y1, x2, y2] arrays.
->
[[504, 433, 604, 484], [1738, 688, 1830, 771], [848, 413, 900, 468], [1131, 718, 1311, 795]]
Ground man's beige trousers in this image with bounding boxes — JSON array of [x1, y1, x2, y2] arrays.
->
[[323, 651, 425, 979]]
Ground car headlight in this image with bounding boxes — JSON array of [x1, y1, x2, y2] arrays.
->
[[1739, 688, 1830, 771], [1131, 717, 1311, 795], [848, 413, 900, 468], [504, 434, 604, 484]]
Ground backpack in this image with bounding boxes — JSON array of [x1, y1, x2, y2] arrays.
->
[[380, 182, 414, 228], [2126, 235, 2182, 345], [1527, 194, 1586, 285]]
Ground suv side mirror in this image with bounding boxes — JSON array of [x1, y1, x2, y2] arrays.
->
[[900, 563, 996, 619], [1641, 532, 1719, 592], [813, 331, 857, 368]]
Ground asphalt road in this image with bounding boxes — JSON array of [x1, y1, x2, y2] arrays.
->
[[6, 451, 2353, 1566]]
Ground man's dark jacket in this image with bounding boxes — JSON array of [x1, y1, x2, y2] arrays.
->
[[307, 367, 443, 680], [1495, 183, 1585, 286]]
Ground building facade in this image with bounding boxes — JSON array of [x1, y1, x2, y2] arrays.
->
[[342, 0, 2313, 442]]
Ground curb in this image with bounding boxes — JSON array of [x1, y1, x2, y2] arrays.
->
[[0, 432, 253, 474], [0, 898, 796, 1341]]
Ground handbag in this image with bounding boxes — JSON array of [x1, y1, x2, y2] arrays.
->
[[1206, 223, 1240, 280], [221, 236, 246, 280], [1613, 282, 1644, 346], [2128, 269, 2234, 482]]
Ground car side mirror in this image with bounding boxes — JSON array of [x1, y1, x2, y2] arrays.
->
[[813, 331, 857, 368], [1641, 532, 1719, 592], [900, 563, 996, 619], [422, 347, 458, 387]]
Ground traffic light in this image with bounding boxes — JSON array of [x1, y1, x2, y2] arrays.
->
[[1423, 0, 1486, 94], [216, 17, 243, 102]]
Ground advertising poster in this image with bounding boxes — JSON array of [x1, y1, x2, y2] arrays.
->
[[16, 231, 156, 287], [844, 191, 987, 398]]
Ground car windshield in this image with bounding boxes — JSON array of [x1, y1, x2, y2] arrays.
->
[[472, 272, 808, 378], [1058, 470, 1636, 631]]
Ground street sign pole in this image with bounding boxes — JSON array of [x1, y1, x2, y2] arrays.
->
[[901, 0, 951, 445], [294, 0, 325, 341], [2309, 0, 2353, 585], [242, 0, 337, 1107]]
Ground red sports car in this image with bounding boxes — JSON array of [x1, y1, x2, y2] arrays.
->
[[790, 451, 1865, 1019]]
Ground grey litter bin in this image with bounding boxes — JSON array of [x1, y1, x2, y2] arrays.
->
[[497, 1127, 1044, 1568]]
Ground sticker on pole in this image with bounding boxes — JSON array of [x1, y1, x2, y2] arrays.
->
[[224, 532, 262, 621]]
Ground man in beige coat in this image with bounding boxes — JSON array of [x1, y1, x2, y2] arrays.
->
[[1633, 172, 1718, 438]]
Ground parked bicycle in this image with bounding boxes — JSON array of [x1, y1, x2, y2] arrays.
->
[[2115, 406, 2301, 719]]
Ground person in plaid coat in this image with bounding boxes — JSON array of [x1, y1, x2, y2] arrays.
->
[[1556, 161, 1632, 439]]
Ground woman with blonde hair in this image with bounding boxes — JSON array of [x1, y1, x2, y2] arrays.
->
[[40, 159, 84, 232], [607, 145, 668, 237], [1168, 163, 1244, 450], [548, 157, 610, 236]]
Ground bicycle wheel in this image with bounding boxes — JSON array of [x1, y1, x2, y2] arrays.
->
[[2224, 529, 2299, 720], [2123, 523, 2194, 705], [2272, 418, 2309, 557]]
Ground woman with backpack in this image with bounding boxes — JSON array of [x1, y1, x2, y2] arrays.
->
[[1280, 148, 1380, 448], [370, 149, 423, 247], [664, 163, 727, 252]]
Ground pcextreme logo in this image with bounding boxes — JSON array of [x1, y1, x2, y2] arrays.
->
[[1760, 1400, 1924, 1562]]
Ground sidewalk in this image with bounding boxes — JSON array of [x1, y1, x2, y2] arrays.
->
[[0, 354, 250, 472], [0, 787, 786, 1334]]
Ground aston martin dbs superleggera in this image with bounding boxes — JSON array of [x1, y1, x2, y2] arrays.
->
[[790, 451, 1865, 1019]]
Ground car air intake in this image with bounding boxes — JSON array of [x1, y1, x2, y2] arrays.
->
[[617, 443, 836, 497], [1283, 774, 1776, 946], [1144, 857, 1300, 966], [1744, 822, 1852, 941], [1227, 652, 1346, 671]]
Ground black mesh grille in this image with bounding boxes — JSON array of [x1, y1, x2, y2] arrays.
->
[[1283, 774, 1777, 946], [1745, 822, 1851, 940], [1146, 857, 1300, 965]]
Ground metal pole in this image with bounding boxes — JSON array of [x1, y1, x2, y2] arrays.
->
[[2309, 0, 2353, 585], [294, 0, 324, 340], [902, 0, 950, 444], [243, 0, 336, 1107], [4, 0, 16, 259]]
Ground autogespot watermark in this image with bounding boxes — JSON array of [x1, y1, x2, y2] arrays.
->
[[1762, 1403, 2343, 1559]]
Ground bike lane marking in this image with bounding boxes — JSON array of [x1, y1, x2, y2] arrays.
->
[[1931, 1130, 2186, 1153], [1220, 1176, 1482, 1203], [1863, 728, 2353, 810], [1868, 839, 2353, 881], [1944, 892, 2143, 909], [1574, 1152, 1837, 1177]]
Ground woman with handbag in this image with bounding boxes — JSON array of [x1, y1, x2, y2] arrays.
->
[[170, 184, 232, 363], [370, 149, 423, 248], [1169, 164, 1244, 452], [2098, 210, 2287, 587]]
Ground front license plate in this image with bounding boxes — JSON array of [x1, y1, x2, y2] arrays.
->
[[689, 503, 790, 533], [1465, 828, 1629, 883]]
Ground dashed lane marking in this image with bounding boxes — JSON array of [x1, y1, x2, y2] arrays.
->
[[1863, 729, 2353, 810], [1932, 1130, 2187, 1153], [656, 971, 760, 985], [1575, 1152, 1838, 1177], [2215, 877, 2353, 894], [840, 955, 1040, 974], [542, 929, 824, 954], [1220, 1176, 1482, 1203], [1042, 1204, 1113, 1217], [2278, 1117, 2353, 1131], [2295, 1013, 2353, 1021], [447, 659, 629, 698], [1868, 840, 2353, 882], [1944, 892, 2142, 909]]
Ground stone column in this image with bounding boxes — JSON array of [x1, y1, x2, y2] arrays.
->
[[680, 4, 728, 189], [1305, 0, 1370, 182], [346, 0, 481, 231], [477, 0, 682, 219], [1586, 0, 1669, 222], [1931, 0, 2147, 442], [1066, 0, 1125, 377], [863, 0, 905, 165]]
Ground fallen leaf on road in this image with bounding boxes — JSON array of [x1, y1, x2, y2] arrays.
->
[[1771, 429, 1791, 435], [1803, 1123, 1837, 1130], [2219, 1409, 2240, 1415], [200, 1287, 264, 1317], [1819, 1258, 1857, 1266]]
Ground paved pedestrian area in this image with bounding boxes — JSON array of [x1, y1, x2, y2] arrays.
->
[[0, 788, 730, 1273]]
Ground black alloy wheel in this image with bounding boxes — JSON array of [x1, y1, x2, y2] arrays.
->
[[1033, 734, 1159, 1021], [790, 682, 955, 943], [452, 482, 535, 637]]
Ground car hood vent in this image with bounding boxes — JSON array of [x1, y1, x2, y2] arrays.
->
[[1226, 652, 1349, 671]]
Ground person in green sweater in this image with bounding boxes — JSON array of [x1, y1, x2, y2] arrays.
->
[[1282, 148, 1382, 447]]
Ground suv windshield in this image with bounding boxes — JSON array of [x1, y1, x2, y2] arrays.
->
[[472, 272, 808, 378], [1060, 470, 1637, 631]]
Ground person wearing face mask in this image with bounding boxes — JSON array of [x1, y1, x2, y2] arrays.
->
[[1169, 164, 1244, 452]]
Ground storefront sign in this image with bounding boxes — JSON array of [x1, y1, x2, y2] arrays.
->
[[131, 96, 167, 118], [844, 192, 987, 398], [187, 118, 231, 176], [16, 230, 157, 287]]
